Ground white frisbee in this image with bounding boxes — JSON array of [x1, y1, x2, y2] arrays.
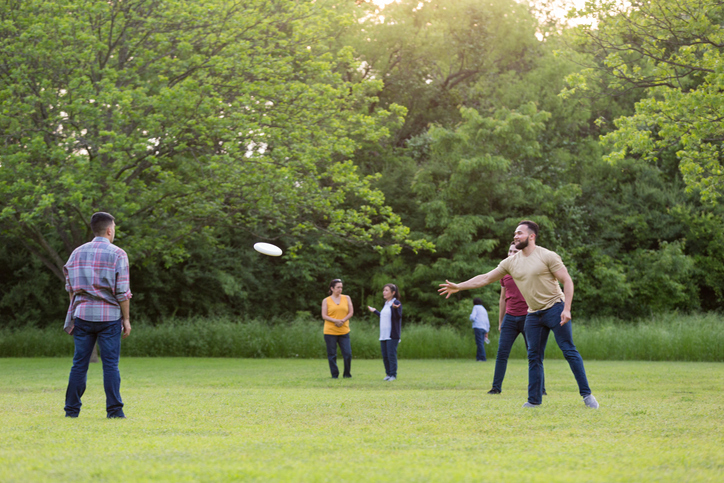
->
[[254, 242, 283, 257]]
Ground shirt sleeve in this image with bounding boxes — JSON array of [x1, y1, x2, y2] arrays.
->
[[496, 257, 511, 276], [115, 250, 132, 302], [545, 250, 565, 274], [392, 299, 402, 317], [64, 264, 72, 294]]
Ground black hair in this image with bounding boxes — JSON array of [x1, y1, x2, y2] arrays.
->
[[384, 283, 400, 301], [473, 297, 483, 306], [328, 279, 342, 295], [518, 219, 539, 238], [90, 212, 115, 236]]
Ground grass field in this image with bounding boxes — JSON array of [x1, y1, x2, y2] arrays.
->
[[0, 358, 722, 482]]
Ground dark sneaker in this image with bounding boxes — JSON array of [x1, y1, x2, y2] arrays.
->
[[542, 390, 548, 396], [487, 388, 501, 394]]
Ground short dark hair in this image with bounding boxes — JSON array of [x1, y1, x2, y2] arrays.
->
[[90, 212, 115, 236], [473, 297, 483, 306], [518, 219, 539, 238], [384, 283, 400, 301], [328, 279, 343, 295]]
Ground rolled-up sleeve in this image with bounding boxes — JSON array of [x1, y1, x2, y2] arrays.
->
[[64, 265, 72, 294], [115, 251, 133, 302]]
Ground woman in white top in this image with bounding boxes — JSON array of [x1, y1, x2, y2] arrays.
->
[[368, 284, 402, 381], [470, 297, 490, 361]]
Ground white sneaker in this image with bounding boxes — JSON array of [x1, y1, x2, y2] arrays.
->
[[383, 376, 391, 381], [583, 395, 599, 409], [388, 376, 396, 381]]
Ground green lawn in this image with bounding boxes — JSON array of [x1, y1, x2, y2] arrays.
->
[[0, 358, 722, 482]]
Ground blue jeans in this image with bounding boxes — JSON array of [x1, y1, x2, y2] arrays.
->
[[65, 318, 125, 418], [492, 315, 547, 392], [525, 302, 591, 405], [473, 328, 487, 361], [380, 339, 400, 377], [324, 334, 352, 378]]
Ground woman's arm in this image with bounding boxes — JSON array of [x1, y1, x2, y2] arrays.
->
[[342, 295, 354, 322], [392, 300, 402, 316], [321, 298, 339, 323]]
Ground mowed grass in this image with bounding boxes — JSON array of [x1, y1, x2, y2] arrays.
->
[[0, 358, 722, 482]]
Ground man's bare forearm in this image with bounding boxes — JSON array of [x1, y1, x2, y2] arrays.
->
[[563, 280, 574, 313], [459, 269, 504, 291], [458, 274, 489, 291], [120, 300, 130, 321]]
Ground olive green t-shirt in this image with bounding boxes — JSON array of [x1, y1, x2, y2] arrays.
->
[[496, 246, 565, 312]]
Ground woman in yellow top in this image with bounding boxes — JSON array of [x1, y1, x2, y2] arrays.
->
[[321, 278, 354, 378]]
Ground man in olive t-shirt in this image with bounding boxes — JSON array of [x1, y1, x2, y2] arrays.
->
[[439, 220, 599, 409]]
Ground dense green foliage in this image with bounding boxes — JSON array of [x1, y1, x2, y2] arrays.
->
[[2, 0, 724, 327], [567, 0, 724, 203], [1, 313, 722, 361]]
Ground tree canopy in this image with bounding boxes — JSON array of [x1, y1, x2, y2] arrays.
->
[[567, 0, 724, 203], [2, 0, 724, 326], [0, 0, 425, 282]]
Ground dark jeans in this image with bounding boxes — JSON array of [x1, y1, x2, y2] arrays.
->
[[525, 302, 591, 405], [473, 328, 487, 361], [491, 315, 547, 392], [324, 334, 352, 378], [380, 339, 400, 377], [65, 318, 125, 418]]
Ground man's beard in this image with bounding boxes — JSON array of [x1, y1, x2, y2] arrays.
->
[[515, 238, 529, 250]]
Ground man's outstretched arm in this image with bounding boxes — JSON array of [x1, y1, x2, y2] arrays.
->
[[438, 268, 506, 298]]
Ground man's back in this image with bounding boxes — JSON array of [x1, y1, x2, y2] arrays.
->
[[64, 237, 131, 328]]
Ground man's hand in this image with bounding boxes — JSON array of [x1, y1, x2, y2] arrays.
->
[[122, 319, 131, 339], [560, 310, 571, 326], [438, 280, 460, 299]]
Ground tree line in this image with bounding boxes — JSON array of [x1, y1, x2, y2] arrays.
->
[[2, 0, 723, 328]]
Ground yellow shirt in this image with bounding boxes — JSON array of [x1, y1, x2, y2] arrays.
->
[[497, 246, 565, 312], [323, 295, 351, 335]]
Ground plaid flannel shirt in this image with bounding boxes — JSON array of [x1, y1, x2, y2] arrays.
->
[[63, 237, 132, 334]]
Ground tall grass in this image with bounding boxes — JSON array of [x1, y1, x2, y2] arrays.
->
[[0, 312, 721, 360]]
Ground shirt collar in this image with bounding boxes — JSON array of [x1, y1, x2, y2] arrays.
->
[[93, 236, 110, 243]]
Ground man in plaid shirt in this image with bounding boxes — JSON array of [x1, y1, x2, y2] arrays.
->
[[63, 212, 132, 418]]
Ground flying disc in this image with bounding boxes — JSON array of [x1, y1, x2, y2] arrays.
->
[[254, 242, 283, 257]]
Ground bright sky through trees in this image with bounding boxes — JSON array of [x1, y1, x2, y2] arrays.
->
[[371, 0, 589, 22]]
